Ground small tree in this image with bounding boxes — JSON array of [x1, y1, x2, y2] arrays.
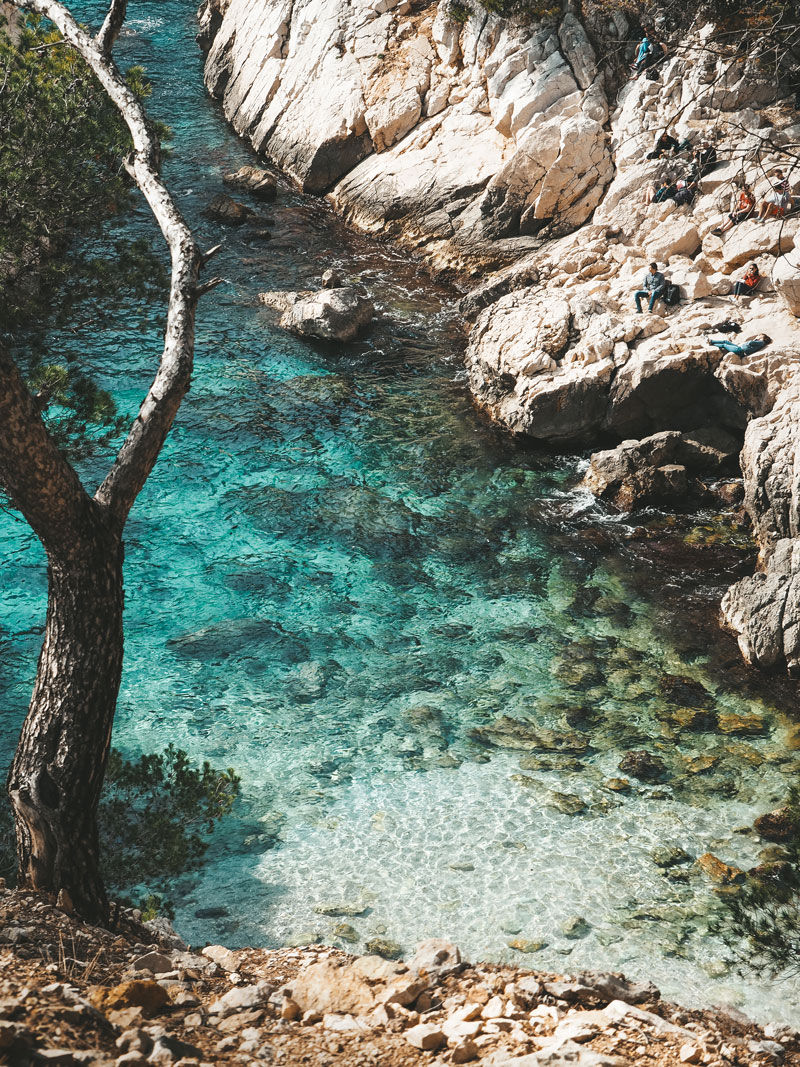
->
[[0, 0, 219, 921]]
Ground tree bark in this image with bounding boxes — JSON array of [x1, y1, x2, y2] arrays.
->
[[2, 0, 208, 921], [7, 524, 123, 920]]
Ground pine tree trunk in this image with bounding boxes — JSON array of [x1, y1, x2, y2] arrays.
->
[[7, 517, 124, 923], [2, 0, 207, 921]]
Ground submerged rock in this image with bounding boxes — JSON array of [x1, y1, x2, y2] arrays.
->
[[508, 938, 548, 954], [204, 192, 254, 224], [364, 937, 403, 960], [618, 750, 667, 783], [333, 923, 360, 944], [753, 807, 798, 842], [471, 717, 590, 754], [561, 915, 591, 940], [259, 286, 374, 342], [548, 791, 586, 816], [651, 846, 693, 869], [313, 901, 368, 918], [696, 852, 745, 885]]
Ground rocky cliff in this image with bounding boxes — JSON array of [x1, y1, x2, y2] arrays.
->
[[200, 0, 800, 675], [200, 0, 612, 273]]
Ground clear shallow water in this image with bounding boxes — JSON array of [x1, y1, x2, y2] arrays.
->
[[3, 0, 800, 1023]]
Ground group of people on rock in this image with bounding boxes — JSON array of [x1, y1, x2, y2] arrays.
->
[[630, 31, 668, 77], [642, 136, 720, 209], [633, 262, 771, 356], [711, 171, 793, 233], [634, 260, 763, 315], [624, 28, 782, 359]]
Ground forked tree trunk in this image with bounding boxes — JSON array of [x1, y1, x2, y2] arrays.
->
[[8, 518, 123, 921], [1, 0, 213, 921]]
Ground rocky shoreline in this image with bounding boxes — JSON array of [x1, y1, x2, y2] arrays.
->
[[3, 887, 797, 1066], [198, 0, 800, 677]]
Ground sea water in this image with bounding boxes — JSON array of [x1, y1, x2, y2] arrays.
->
[[2, 0, 800, 1024]]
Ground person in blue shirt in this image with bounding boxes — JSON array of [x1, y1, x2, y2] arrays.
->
[[709, 333, 771, 357], [631, 35, 651, 73], [634, 262, 665, 313]]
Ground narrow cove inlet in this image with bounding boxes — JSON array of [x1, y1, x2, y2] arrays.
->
[[3, 0, 800, 1029]]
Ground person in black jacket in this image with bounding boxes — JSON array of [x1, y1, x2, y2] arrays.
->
[[647, 131, 680, 159]]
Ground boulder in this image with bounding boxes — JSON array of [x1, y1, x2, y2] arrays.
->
[[90, 981, 169, 1018], [201, 945, 239, 972], [222, 165, 278, 200], [365, 87, 422, 153], [259, 286, 374, 341], [645, 221, 701, 263], [406, 1023, 446, 1051], [209, 984, 268, 1018], [573, 972, 660, 1005], [772, 255, 800, 315], [288, 960, 377, 1016], [132, 952, 172, 975]]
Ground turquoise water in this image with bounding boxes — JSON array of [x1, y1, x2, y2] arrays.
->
[[3, 0, 800, 1023]]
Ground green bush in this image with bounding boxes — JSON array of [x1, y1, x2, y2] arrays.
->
[[0, 746, 240, 916]]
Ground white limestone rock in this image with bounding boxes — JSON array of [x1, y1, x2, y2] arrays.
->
[[260, 286, 374, 341], [772, 255, 800, 316]]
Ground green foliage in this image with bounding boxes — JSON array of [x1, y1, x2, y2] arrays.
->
[[0, 747, 240, 914], [0, 12, 131, 297], [448, 1, 472, 23], [0, 14, 169, 459], [715, 787, 800, 978], [101, 745, 240, 903]]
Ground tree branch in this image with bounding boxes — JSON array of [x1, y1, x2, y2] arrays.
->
[[8, 0, 204, 535], [96, 0, 126, 57], [0, 346, 97, 559]]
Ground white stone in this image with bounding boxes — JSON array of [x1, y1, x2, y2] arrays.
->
[[405, 1022, 447, 1050]]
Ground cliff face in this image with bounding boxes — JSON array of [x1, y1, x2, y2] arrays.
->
[[200, 0, 612, 272], [200, 0, 800, 675]]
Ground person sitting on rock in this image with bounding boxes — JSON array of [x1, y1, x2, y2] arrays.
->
[[642, 35, 668, 76], [634, 262, 666, 313], [732, 262, 761, 301], [646, 131, 680, 159], [709, 333, 771, 357], [631, 33, 652, 74], [757, 170, 792, 219], [689, 141, 717, 182], [644, 178, 675, 204], [672, 178, 698, 206], [712, 183, 756, 234]]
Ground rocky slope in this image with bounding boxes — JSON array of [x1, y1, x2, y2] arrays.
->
[[3, 886, 797, 1066], [198, 0, 800, 674]]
